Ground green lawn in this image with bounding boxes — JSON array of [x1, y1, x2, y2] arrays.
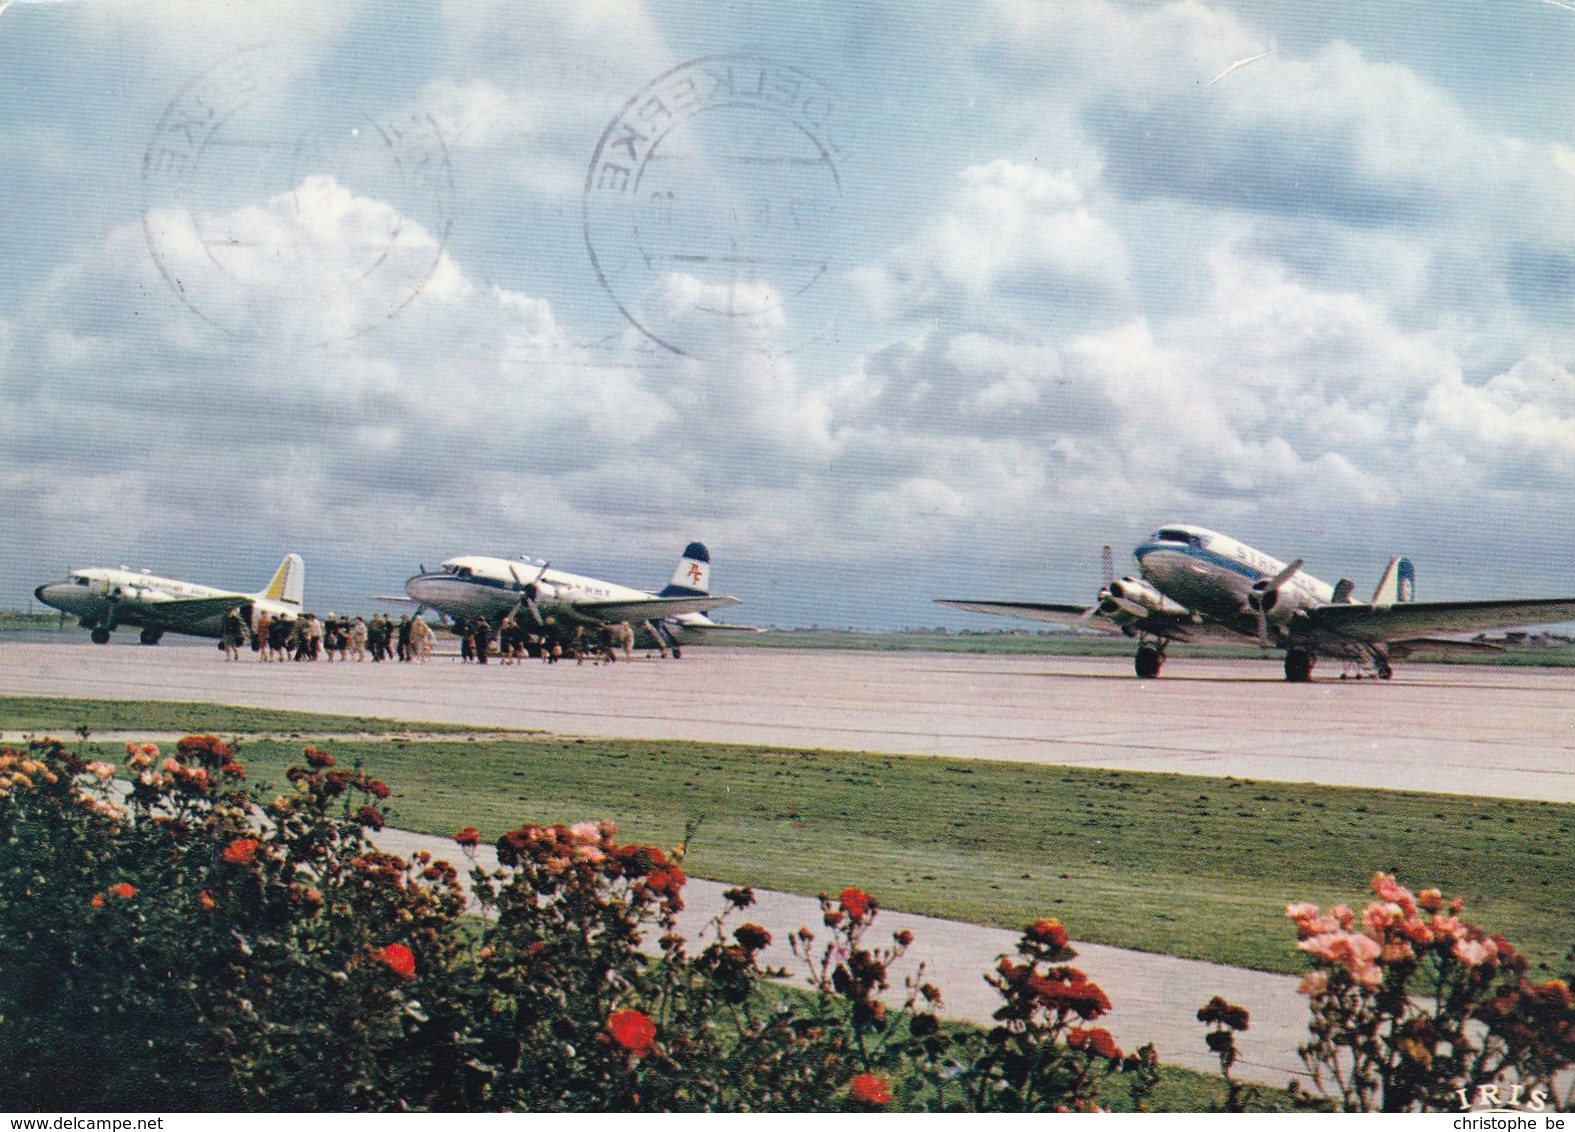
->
[[187, 734, 1575, 978], [0, 695, 511, 737], [8, 695, 1569, 979]]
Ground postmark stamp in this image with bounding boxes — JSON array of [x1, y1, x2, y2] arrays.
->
[[583, 54, 849, 359], [142, 43, 453, 343]]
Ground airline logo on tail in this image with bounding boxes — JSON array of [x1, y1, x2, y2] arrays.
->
[[1371, 556, 1416, 608], [260, 553, 306, 607], [660, 542, 711, 598]]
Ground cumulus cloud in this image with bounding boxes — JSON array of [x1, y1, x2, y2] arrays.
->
[[5, 0, 1574, 625], [853, 160, 1131, 324]]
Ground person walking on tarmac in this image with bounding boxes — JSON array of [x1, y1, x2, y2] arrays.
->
[[221, 607, 247, 661]]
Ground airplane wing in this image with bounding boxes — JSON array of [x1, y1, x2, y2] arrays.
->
[[1383, 637, 1505, 659], [936, 598, 1254, 646], [1302, 597, 1575, 642], [935, 599, 1119, 631], [136, 594, 253, 630], [562, 594, 742, 624]]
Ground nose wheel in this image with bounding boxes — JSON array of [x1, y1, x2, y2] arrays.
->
[[1134, 644, 1165, 678], [90, 627, 111, 644], [1284, 648, 1315, 682]]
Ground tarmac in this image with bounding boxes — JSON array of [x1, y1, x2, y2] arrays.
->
[[4, 636, 1572, 1086], [3, 638, 1572, 801]]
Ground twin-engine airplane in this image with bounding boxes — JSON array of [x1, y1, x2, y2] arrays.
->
[[939, 524, 1575, 681], [400, 542, 753, 656], [34, 555, 304, 645]]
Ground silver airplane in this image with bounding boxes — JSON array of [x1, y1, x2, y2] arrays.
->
[[35, 555, 304, 645], [399, 542, 752, 656], [939, 524, 1575, 681]]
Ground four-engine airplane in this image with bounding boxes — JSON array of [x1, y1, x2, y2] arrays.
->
[[34, 555, 305, 645], [938, 524, 1575, 681], [400, 542, 751, 657]]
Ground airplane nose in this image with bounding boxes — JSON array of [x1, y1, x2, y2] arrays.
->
[[34, 584, 51, 603]]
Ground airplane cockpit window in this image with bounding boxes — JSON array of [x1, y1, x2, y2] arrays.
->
[[1154, 528, 1193, 544], [456, 567, 473, 578], [72, 576, 90, 586]]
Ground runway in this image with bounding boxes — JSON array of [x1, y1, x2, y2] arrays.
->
[[2, 638, 1572, 802]]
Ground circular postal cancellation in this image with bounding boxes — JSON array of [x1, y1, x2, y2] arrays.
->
[[141, 44, 454, 343], [583, 54, 850, 359]]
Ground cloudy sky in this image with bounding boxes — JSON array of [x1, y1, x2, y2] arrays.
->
[[3, 0, 1573, 629]]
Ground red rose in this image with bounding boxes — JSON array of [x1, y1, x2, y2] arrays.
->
[[839, 887, 874, 921], [454, 826, 482, 848], [222, 838, 260, 866], [1069, 1026, 1122, 1060], [608, 1009, 657, 1056], [1027, 918, 1068, 949], [849, 1073, 892, 1107], [304, 747, 335, 768], [376, 943, 416, 980], [108, 882, 137, 900]]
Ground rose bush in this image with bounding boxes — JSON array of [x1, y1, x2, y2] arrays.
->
[[1288, 873, 1574, 1112], [5, 736, 1566, 1112]]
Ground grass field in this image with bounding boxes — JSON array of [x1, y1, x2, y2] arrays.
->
[[10, 696, 1566, 980], [0, 611, 70, 632], [0, 695, 510, 737]]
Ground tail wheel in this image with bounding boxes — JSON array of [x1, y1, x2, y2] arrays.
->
[[1134, 646, 1163, 679], [1284, 648, 1315, 682]]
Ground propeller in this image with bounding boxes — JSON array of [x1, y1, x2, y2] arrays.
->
[[507, 560, 552, 626], [1075, 545, 1117, 625], [1247, 558, 1303, 646]]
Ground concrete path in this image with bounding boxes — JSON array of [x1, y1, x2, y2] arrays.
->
[[372, 825, 1310, 1087]]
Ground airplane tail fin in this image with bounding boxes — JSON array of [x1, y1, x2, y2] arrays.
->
[[258, 553, 305, 607], [1370, 557, 1415, 607], [659, 542, 711, 597]]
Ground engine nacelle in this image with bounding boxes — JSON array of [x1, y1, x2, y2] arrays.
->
[[1100, 577, 1191, 619]]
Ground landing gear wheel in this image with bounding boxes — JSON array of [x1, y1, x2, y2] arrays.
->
[[90, 627, 111, 644], [1376, 658, 1393, 680], [139, 627, 163, 645], [1284, 648, 1314, 683], [670, 646, 682, 659], [1134, 646, 1164, 679]]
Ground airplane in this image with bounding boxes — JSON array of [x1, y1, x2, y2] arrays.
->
[[399, 542, 752, 657], [937, 524, 1575, 682], [34, 554, 305, 645]]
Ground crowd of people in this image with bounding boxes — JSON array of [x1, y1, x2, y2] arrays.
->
[[222, 607, 641, 666]]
